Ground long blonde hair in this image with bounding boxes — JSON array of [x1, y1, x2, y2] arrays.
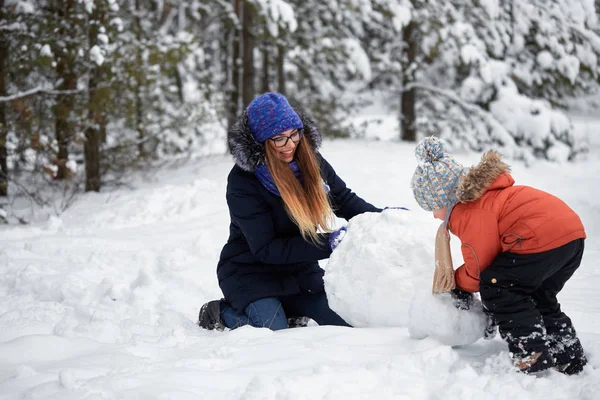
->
[[265, 138, 334, 244]]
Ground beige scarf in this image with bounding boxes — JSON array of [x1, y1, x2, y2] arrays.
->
[[432, 222, 456, 294]]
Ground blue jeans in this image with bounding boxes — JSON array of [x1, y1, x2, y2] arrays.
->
[[220, 292, 351, 330]]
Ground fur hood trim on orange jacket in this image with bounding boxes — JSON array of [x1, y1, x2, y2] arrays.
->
[[457, 151, 511, 203]]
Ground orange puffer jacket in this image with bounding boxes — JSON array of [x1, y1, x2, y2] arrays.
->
[[449, 152, 586, 293]]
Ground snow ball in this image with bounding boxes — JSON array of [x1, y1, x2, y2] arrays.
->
[[324, 210, 437, 327], [408, 291, 487, 346]]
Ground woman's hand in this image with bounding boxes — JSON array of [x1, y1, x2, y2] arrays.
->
[[329, 226, 347, 251]]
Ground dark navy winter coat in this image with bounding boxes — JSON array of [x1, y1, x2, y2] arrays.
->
[[217, 111, 380, 311]]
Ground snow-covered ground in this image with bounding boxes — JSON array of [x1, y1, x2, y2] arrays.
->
[[1, 116, 599, 399]]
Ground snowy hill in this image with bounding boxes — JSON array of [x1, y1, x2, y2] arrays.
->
[[1, 118, 600, 399]]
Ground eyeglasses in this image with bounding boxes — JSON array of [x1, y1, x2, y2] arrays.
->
[[268, 129, 302, 148]]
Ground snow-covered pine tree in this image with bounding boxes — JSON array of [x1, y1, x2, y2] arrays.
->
[[108, 0, 217, 160], [270, 0, 381, 136], [4, 0, 83, 180], [419, 0, 599, 161], [0, 0, 9, 196], [84, 0, 120, 191]]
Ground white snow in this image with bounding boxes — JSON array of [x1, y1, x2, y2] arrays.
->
[[344, 39, 372, 81], [1, 115, 600, 399], [66, 160, 78, 174], [390, 2, 411, 32], [80, 0, 95, 14], [537, 51, 554, 69], [557, 55, 581, 84], [39, 44, 53, 58], [97, 33, 109, 45], [257, 0, 298, 37], [89, 45, 104, 66], [479, 0, 500, 19], [107, 0, 119, 12]]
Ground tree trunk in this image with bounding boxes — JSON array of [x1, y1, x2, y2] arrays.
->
[[242, 0, 255, 107], [134, 0, 145, 158], [277, 43, 285, 96], [261, 35, 270, 93], [227, 0, 241, 130], [0, 0, 8, 196], [401, 21, 417, 142], [54, 0, 77, 180], [85, 1, 105, 192]]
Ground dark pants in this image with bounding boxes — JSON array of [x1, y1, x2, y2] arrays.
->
[[220, 292, 351, 330], [480, 239, 586, 364]]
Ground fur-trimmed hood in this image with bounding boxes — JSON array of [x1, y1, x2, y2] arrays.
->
[[227, 110, 322, 172], [456, 151, 512, 202]]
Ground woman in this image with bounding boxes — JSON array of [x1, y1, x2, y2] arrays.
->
[[198, 92, 381, 331]]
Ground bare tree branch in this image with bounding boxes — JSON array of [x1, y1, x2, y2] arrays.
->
[[0, 86, 83, 102]]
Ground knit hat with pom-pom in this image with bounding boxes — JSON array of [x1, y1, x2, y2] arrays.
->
[[411, 136, 465, 212]]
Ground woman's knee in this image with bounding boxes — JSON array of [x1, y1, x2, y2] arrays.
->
[[245, 297, 288, 330]]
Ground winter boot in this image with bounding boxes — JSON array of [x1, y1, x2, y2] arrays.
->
[[198, 299, 225, 331], [547, 323, 587, 375], [287, 316, 310, 328], [553, 340, 587, 375], [555, 357, 586, 375], [514, 349, 554, 374]]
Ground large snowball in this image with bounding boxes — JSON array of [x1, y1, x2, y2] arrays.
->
[[408, 291, 487, 346], [323, 210, 487, 346], [324, 210, 435, 327]]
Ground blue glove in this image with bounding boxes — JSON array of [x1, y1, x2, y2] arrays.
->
[[329, 226, 347, 251], [383, 206, 410, 211]]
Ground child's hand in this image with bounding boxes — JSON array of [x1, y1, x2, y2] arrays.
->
[[450, 287, 473, 310]]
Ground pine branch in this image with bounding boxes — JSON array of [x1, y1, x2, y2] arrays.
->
[[402, 81, 516, 145]]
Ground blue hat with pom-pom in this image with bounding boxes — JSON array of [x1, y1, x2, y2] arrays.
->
[[247, 92, 304, 143], [411, 136, 465, 211]]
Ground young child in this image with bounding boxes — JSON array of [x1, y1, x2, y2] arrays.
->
[[410, 136, 587, 375]]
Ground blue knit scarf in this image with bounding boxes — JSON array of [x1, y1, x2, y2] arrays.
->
[[255, 162, 303, 197], [255, 163, 331, 197]]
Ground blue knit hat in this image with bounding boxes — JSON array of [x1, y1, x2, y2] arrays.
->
[[247, 92, 304, 143], [411, 137, 465, 211]]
